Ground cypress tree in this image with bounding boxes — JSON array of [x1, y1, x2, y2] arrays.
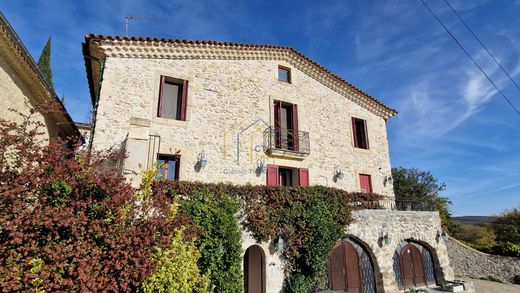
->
[[37, 37, 53, 88]]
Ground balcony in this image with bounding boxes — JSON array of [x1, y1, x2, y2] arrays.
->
[[263, 126, 310, 159], [360, 196, 438, 211]]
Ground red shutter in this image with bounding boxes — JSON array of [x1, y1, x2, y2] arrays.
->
[[363, 119, 369, 149], [274, 101, 282, 148], [180, 80, 188, 121], [299, 168, 309, 187], [157, 76, 165, 117], [292, 104, 299, 151], [351, 117, 358, 148], [266, 164, 279, 186], [359, 174, 372, 193]]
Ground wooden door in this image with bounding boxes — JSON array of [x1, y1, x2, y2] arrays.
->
[[400, 244, 426, 289], [244, 246, 264, 293], [328, 241, 362, 292]]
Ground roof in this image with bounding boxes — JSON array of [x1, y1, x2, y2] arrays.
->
[[0, 12, 80, 138], [83, 34, 397, 119]]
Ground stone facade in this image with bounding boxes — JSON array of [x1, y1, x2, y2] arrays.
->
[[0, 12, 78, 142], [84, 35, 455, 293], [446, 238, 520, 283], [88, 46, 395, 196]]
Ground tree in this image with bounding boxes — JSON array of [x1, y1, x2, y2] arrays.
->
[[37, 37, 53, 87], [491, 208, 520, 245], [391, 167, 459, 233]]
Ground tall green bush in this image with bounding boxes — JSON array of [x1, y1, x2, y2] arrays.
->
[[171, 183, 243, 293]]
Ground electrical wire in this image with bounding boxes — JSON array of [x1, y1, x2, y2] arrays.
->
[[419, 0, 520, 117], [443, 0, 520, 93]]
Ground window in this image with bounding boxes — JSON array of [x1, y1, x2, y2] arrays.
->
[[273, 100, 299, 151], [278, 66, 291, 83], [157, 154, 180, 180], [352, 117, 369, 149], [157, 76, 188, 121], [266, 164, 309, 187], [359, 174, 372, 193]]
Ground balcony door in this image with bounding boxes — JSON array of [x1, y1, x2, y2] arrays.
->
[[274, 100, 298, 151]]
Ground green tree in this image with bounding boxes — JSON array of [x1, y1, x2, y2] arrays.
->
[[37, 37, 53, 87], [491, 208, 520, 245], [392, 167, 459, 233]]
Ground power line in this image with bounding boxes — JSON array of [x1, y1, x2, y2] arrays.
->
[[419, 0, 520, 117], [443, 0, 520, 93]]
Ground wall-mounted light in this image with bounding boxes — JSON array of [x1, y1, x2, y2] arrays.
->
[[257, 159, 267, 173], [197, 152, 208, 168], [438, 230, 449, 242], [379, 231, 392, 245], [334, 169, 344, 180], [275, 236, 285, 252], [384, 175, 393, 186]]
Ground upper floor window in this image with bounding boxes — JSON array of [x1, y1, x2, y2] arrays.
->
[[352, 117, 369, 149], [278, 66, 291, 83], [273, 100, 299, 151], [157, 154, 180, 180], [157, 76, 188, 121]]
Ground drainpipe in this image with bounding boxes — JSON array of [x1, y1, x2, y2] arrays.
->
[[83, 54, 105, 157]]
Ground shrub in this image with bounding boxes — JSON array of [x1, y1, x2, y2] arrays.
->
[[491, 242, 520, 257], [140, 229, 209, 293], [166, 182, 243, 293], [491, 209, 520, 245], [0, 113, 190, 291]]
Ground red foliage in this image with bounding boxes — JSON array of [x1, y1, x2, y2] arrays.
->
[[0, 112, 189, 291]]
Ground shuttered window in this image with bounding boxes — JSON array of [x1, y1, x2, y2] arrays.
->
[[266, 165, 309, 187], [352, 117, 369, 149], [157, 76, 188, 121]]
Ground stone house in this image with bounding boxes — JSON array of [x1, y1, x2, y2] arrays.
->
[[0, 12, 79, 142], [83, 34, 455, 293]]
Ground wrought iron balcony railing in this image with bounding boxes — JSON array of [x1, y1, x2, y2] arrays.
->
[[360, 196, 438, 211], [264, 126, 310, 155]]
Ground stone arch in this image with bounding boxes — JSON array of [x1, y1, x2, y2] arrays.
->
[[393, 239, 442, 290], [244, 244, 266, 293], [327, 236, 381, 293]]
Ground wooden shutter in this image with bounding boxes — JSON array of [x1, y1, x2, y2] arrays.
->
[[266, 164, 279, 186], [180, 80, 188, 121], [351, 117, 358, 148], [298, 168, 309, 187], [273, 101, 282, 148], [292, 104, 299, 151], [363, 119, 369, 149], [359, 174, 372, 193], [157, 76, 165, 117]]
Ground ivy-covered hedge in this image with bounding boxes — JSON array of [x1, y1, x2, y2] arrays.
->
[[157, 182, 382, 293]]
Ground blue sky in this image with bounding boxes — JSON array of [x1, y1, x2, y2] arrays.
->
[[1, 0, 519, 216]]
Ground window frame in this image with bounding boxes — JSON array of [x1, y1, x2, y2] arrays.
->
[[352, 117, 369, 150], [157, 154, 180, 181], [157, 75, 188, 121], [278, 65, 292, 83]]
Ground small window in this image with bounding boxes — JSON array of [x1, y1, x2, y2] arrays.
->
[[278, 66, 291, 83], [157, 76, 188, 121], [266, 164, 309, 187], [359, 174, 372, 193], [352, 117, 369, 149], [157, 154, 180, 180]]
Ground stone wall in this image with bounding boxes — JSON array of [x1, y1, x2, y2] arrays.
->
[[347, 210, 454, 293], [92, 56, 395, 195], [446, 238, 520, 283]]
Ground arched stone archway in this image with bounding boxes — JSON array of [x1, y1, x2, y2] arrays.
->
[[393, 240, 438, 290], [327, 238, 378, 293], [244, 245, 265, 293]]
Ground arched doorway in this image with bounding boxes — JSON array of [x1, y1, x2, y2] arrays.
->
[[244, 245, 265, 293], [393, 241, 437, 290], [328, 238, 377, 293]]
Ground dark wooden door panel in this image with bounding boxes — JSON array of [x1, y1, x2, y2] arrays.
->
[[329, 243, 346, 290]]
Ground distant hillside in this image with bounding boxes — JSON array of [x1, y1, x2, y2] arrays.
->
[[452, 216, 494, 226]]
